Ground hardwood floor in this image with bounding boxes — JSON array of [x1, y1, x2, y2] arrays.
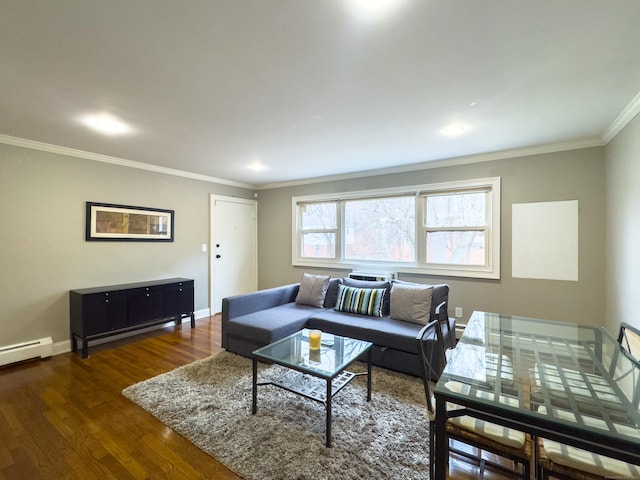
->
[[0, 316, 240, 480], [0, 316, 525, 479]]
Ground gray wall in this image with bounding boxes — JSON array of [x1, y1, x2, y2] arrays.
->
[[605, 114, 640, 336], [0, 143, 254, 347], [257, 147, 606, 327], [0, 138, 616, 350]]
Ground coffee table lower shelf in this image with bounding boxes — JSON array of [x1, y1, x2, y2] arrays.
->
[[264, 369, 356, 402]]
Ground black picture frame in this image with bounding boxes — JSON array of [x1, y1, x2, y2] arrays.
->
[[85, 202, 174, 242]]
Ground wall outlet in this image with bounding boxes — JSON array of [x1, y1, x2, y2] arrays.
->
[[455, 307, 463, 318]]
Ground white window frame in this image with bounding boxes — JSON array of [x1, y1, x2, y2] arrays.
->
[[291, 177, 501, 279]]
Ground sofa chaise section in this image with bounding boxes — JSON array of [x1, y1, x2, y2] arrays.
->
[[225, 302, 321, 358], [222, 280, 341, 358]]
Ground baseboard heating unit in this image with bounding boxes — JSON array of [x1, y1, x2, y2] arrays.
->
[[0, 337, 53, 367]]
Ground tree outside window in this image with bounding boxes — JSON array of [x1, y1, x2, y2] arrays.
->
[[300, 202, 336, 259], [425, 191, 487, 266], [344, 196, 415, 262]]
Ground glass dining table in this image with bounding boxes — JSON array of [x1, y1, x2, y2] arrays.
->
[[433, 311, 640, 479]]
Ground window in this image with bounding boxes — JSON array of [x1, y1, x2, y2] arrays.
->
[[299, 202, 337, 259], [345, 196, 415, 262], [292, 177, 500, 279], [423, 190, 487, 266]]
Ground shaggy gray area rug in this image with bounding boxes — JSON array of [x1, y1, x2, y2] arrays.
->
[[122, 351, 429, 480]]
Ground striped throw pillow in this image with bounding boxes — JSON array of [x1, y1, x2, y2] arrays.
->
[[335, 284, 386, 317]]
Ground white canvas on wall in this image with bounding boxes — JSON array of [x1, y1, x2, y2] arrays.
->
[[512, 200, 578, 281]]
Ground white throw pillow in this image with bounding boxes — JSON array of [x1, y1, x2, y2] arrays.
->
[[295, 273, 331, 308], [389, 283, 433, 325]]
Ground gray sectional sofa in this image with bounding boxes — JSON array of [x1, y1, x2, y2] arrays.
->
[[221, 276, 455, 378]]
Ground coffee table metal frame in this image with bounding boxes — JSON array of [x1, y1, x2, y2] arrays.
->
[[251, 329, 372, 447]]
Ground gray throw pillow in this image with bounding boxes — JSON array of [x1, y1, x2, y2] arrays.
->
[[296, 273, 331, 308], [389, 283, 433, 325]]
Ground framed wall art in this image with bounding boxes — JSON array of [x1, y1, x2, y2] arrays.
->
[[86, 202, 174, 242]]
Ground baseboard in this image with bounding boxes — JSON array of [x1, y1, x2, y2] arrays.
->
[[194, 307, 211, 319], [52, 308, 213, 357]]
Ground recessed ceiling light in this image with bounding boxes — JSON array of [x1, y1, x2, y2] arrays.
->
[[247, 161, 268, 172], [81, 114, 131, 135], [442, 124, 467, 136], [346, 0, 408, 22]]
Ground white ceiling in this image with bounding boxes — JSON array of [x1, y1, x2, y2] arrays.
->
[[2, 0, 640, 188]]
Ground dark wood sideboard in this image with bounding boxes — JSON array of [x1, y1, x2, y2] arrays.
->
[[70, 278, 195, 358]]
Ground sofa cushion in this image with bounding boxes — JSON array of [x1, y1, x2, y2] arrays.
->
[[390, 283, 433, 325], [308, 309, 426, 354], [226, 302, 322, 345], [342, 277, 392, 316], [335, 285, 386, 317], [295, 273, 330, 307]]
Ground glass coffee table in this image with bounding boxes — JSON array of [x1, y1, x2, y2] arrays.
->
[[252, 329, 373, 447]]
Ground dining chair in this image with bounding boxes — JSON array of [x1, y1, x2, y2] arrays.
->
[[618, 322, 640, 361], [536, 325, 640, 479], [416, 305, 533, 480], [538, 430, 640, 479]]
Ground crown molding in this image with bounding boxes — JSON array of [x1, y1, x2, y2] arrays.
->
[[257, 137, 604, 190], [601, 90, 640, 144], [0, 132, 611, 192], [0, 134, 257, 190]]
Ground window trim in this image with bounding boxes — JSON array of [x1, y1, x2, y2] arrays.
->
[[291, 177, 501, 279]]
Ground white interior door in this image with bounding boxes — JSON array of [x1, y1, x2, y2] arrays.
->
[[210, 195, 258, 314]]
